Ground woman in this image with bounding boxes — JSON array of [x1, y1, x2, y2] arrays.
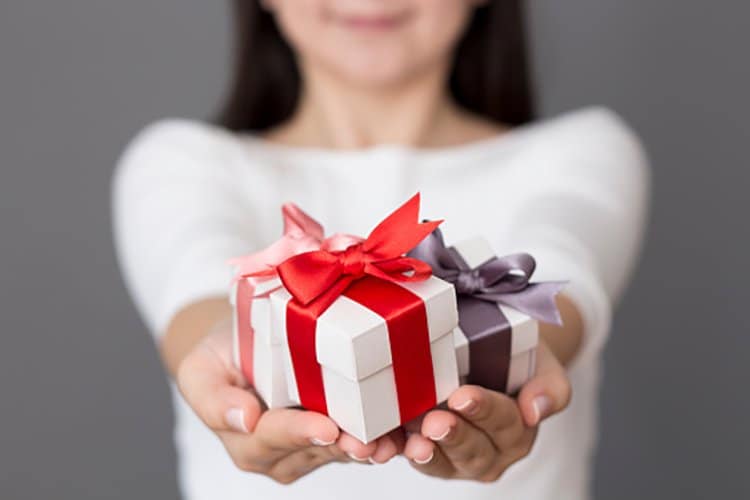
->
[[113, 1, 649, 499]]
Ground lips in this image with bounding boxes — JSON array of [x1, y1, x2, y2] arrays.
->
[[334, 10, 411, 31]]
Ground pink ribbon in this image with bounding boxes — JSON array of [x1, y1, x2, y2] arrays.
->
[[228, 203, 361, 384]]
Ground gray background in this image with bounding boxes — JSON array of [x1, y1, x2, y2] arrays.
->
[[1, 1, 747, 498]]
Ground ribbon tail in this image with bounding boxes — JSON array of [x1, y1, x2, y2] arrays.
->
[[363, 193, 443, 257], [277, 250, 344, 305], [282, 202, 325, 240], [481, 282, 567, 326]]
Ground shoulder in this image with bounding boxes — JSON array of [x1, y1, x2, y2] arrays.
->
[[527, 107, 646, 165], [112, 119, 257, 198], [512, 107, 649, 183], [118, 119, 243, 170]]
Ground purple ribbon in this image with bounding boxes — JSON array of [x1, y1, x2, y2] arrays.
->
[[408, 228, 565, 392]]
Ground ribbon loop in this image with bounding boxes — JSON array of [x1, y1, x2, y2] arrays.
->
[[227, 203, 364, 385], [278, 193, 441, 310], [408, 227, 566, 325]]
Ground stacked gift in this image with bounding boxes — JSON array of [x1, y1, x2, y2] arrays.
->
[[267, 195, 459, 443], [230, 194, 564, 443], [229, 203, 361, 408], [409, 228, 565, 395]]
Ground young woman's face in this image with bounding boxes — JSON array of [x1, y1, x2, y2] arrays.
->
[[269, 0, 477, 86]]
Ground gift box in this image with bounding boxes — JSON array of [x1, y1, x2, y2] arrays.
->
[[409, 229, 565, 395], [229, 204, 361, 409], [271, 275, 459, 443], [231, 276, 294, 408], [267, 194, 460, 443]]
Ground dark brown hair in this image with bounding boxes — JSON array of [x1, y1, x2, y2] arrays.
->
[[218, 1, 534, 132]]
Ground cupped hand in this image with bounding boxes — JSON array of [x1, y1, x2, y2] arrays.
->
[[403, 340, 571, 482], [176, 324, 403, 484]]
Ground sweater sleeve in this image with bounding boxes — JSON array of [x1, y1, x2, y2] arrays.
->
[[112, 120, 257, 339], [503, 108, 650, 363]]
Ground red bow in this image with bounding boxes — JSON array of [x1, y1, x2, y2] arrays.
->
[[277, 193, 442, 310]]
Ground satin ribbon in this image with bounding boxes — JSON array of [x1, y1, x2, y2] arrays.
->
[[408, 227, 565, 392], [277, 193, 441, 419], [227, 203, 361, 384], [277, 193, 441, 311], [228, 203, 362, 284], [408, 227, 565, 325]]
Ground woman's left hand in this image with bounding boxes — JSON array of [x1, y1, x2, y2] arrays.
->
[[403, 340, 572, 482]]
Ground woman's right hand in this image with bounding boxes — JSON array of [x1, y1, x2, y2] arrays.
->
[[175, 323, 403, 484]]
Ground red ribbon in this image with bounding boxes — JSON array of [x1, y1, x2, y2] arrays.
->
[[277, 194, 441, 310], [344, 277, 437, 423], [278, 193, 442, 420], [229, 202, 362, 387]]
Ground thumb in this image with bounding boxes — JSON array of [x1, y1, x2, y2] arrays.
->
[[517, 341, 572, 427], [177, 340, 263, 434]]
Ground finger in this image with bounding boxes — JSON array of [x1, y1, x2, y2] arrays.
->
[[517, 341, 572, 427], [447, 385, 521, 439], [404, 432, 454, 478], [369, 430, 404, 464], [265, 448, 336, 485], [253, 408, 340, 454], [177, 343, 263, 433], [403, 414, 425, 434], [420, 409, 496, 476], [336, 432, 378, 462]]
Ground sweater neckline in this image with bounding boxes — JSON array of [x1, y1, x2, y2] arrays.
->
[[239, 121, 536, 167]]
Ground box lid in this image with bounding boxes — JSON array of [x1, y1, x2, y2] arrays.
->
[[271, 276, 458, 382]]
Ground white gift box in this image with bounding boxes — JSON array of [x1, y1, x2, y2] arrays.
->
[[270, 276, 459, 443], [450, 237, 538, 394], [231, 277, 296, 409]]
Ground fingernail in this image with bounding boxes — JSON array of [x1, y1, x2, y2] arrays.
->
[[413, 451, 434, 465], [225, 408, 248, 433], [310, 437, 336, 446], [367, 457, 378, 464], [453, 398, 478, 415], [427, 427, 451, 441], [532, 395, 553, 425], [347, 452, 369, 462]]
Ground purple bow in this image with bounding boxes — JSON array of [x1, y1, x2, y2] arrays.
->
[[408, 228, 566, 326]]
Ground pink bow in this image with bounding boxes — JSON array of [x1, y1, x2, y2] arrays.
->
[[228, 203, 361, 384], [229, 203, 362, 290]]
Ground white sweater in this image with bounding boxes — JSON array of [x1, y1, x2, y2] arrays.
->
[[113, 107, 649, 500]]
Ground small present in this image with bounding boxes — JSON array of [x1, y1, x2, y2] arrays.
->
[[268, 194, 460, 443], [229, 204, 361, 409], [231, 276, 291, 408], [409, 228, 565, 394]]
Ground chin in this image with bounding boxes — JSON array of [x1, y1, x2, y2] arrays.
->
[[317, 43, 441, 88], [338, 58, 417, 88]]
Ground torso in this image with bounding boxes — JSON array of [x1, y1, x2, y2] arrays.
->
[[115, 106, 648, 500]]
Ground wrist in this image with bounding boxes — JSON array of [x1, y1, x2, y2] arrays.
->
[[160, 297, 232, 378], [538, 294, 584, 366]]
